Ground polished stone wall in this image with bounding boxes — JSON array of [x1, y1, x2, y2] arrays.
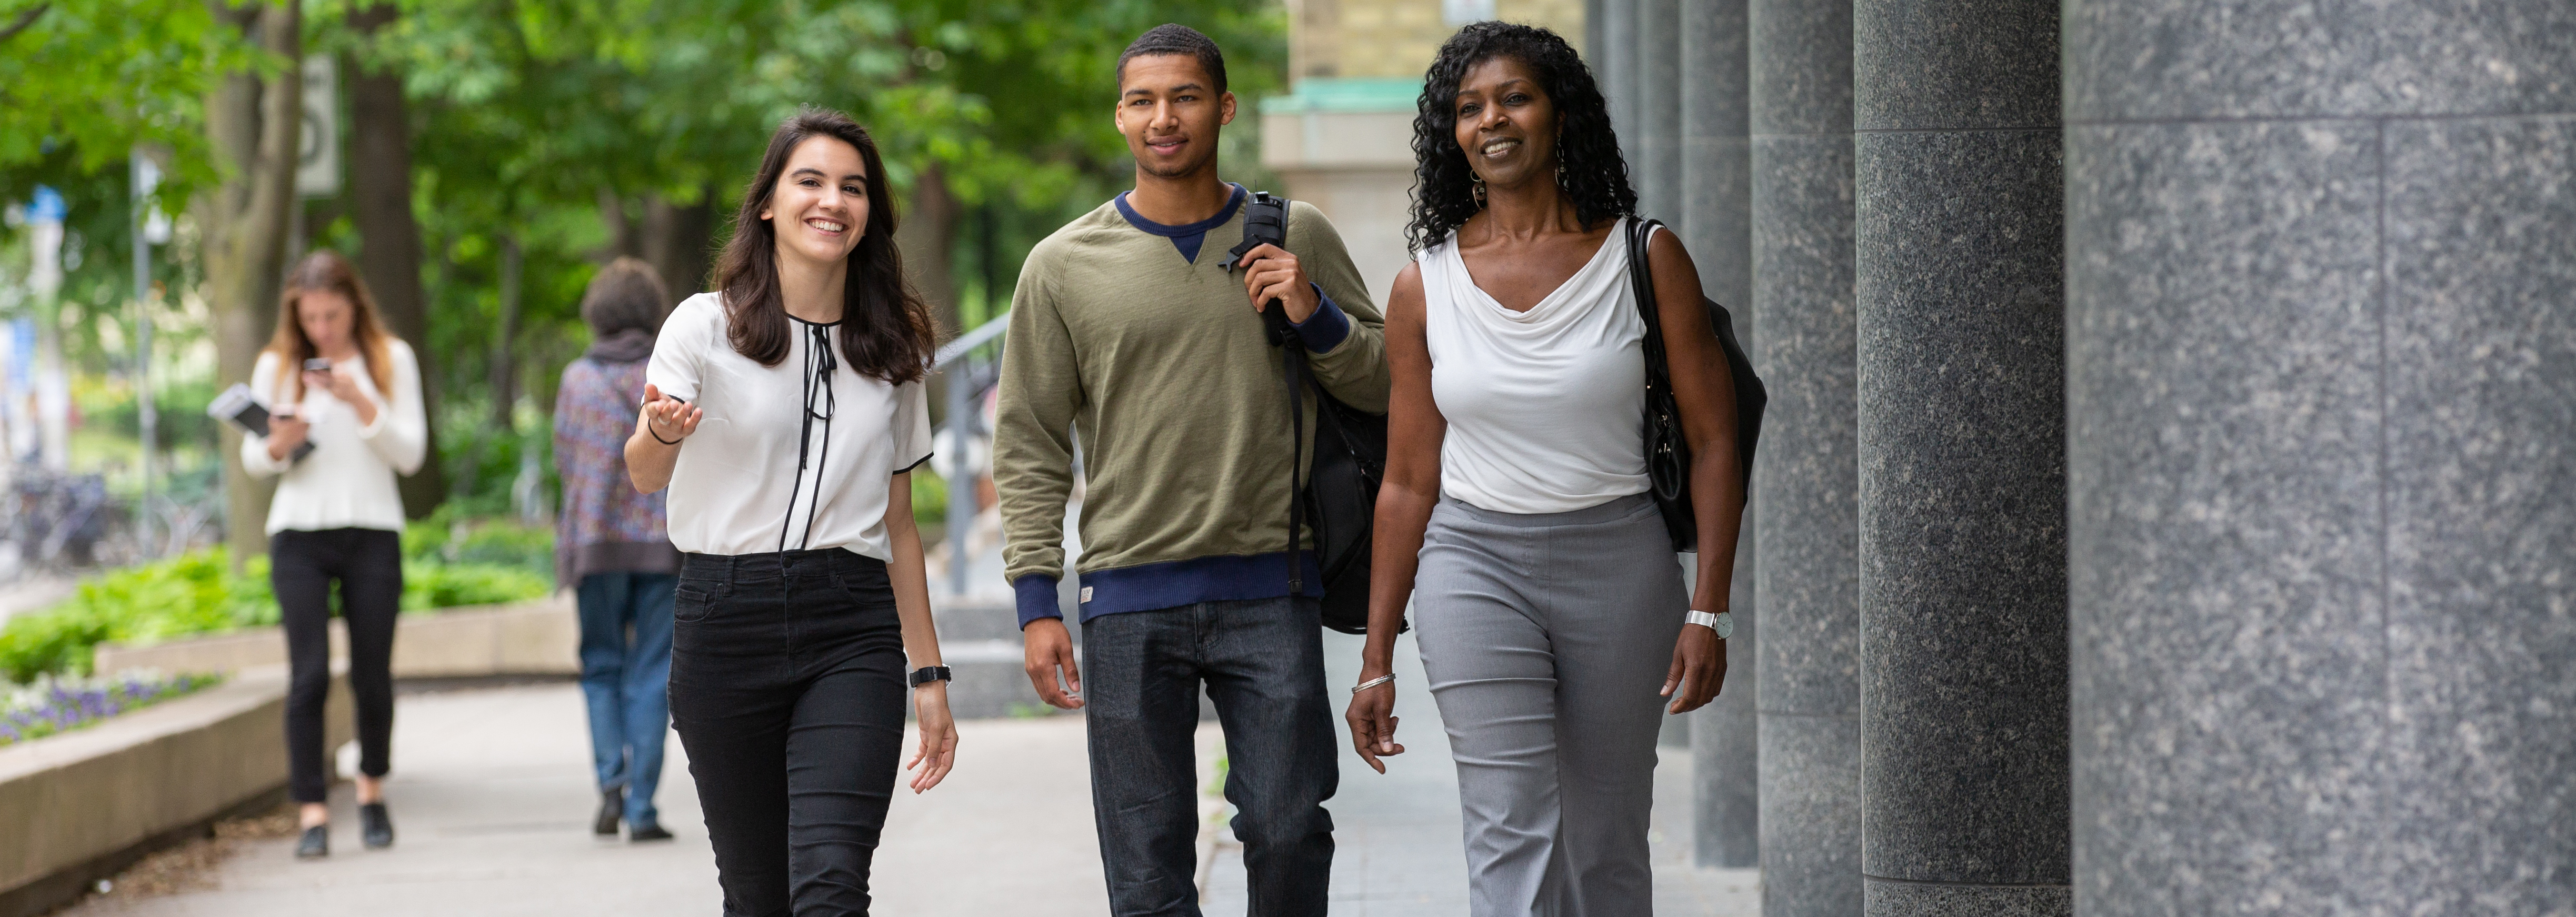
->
[[1749, 0, 1859, 911], [1678, 0, 1758, 871], [2063, 1, 2576, 913], [1597, 0, 1635, 172], [1851, 0, 2069, 914], [1633, 0, 1681, 225]]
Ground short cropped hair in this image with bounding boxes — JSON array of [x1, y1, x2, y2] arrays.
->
[[1117, 24, 1227, 94], [580, 257, 671, 338]]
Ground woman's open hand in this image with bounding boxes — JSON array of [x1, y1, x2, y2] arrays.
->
[[905, 683, 958, 793], [1662, 622, 1726, 714], [642, 384, 702, 442], [1343, 672, 1405, 774]]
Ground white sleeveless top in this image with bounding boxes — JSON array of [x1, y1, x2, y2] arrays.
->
[[1422, 218, 1652, 515]]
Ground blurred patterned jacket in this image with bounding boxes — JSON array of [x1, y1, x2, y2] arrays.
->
[[553, 329, 678, 585]]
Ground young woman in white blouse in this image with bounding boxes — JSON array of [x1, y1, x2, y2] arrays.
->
[[241, 251, 428, 860], [625, 108, 955, 914], [1344, 25, 1744, 916]]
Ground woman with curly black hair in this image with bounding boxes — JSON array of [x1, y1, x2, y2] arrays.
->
[[1342, 22, 1744, 915]]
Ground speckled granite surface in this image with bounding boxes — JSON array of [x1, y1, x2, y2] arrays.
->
[[1750, 0, 1860, 911], [1853, 0, 2069, 911], [1679, 0, 1761, 872], [2064, 1, 2576, 913]]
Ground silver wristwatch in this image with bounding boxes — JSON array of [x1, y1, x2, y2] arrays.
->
[[1685, 610, 1734, 639]]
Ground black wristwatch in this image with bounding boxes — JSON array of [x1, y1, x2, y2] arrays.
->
[[908, 666, 953, 688]]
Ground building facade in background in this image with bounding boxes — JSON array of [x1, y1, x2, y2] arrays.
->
[[1261, 0, 1585, 300]]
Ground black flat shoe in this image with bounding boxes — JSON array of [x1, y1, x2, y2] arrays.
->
[[628, 823, 674, 843], [295, 825, 328, 859], [359, 803, 395, 850], [594, 788, 623, 836]]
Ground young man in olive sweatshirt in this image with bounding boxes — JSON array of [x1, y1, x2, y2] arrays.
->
[[992, 24, 1390, 916]]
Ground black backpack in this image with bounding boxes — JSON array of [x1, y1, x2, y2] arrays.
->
[[1229, 192, 1395, 634]]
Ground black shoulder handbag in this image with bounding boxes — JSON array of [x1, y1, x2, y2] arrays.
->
[[1229, 192, 1396, 634], [1628, 217, 1766, 552]]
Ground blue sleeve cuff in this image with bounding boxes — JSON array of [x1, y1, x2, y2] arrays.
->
[[1014, 575, 1064, 629], [1290, 285, 1351, 353]]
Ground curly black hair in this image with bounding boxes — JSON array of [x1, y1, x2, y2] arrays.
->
[[1406, 22, 1636, 253]]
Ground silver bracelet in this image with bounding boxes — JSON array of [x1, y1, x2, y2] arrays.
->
[[1351, 674, 1394, 694]]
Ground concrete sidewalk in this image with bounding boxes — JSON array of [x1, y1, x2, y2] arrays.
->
[[63, 683, 1109, 917], [65, 647, 1754, 916], [1199, 630, 1761, 916]]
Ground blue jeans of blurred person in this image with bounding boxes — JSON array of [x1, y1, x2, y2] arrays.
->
[[579, 571, 676, 830]]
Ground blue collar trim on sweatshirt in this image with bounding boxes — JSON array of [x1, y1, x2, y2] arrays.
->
[[1112, 183, 1248, 263]]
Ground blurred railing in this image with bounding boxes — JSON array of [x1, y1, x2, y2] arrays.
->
[[932, 314, 1009, 596]]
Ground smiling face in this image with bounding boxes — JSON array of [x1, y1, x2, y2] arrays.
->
[[1452, 55, 1561, 190], [759, 135, 870, 269], [295, 290, 356, 355], [1115, 54, 1236, 180]]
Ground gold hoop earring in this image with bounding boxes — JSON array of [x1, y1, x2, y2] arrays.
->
[[1472, 173, 1487, 208]]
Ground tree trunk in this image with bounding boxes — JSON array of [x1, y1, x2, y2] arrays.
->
[[896, 164, 961, 335], [598, 190, 641, 260], [642, 188, 715, 300], [199, 0, 300, 567], [895, 165, 960, 425], [345, 3, 443, 519], [490, 234, 521, 431]]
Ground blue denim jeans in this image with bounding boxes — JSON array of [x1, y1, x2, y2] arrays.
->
[[1081, 596, 1338, 916], [577, 571, 676, 828]]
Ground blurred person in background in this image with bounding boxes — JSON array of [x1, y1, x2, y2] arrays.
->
[[626, 108, 957, 914], [555, 257, 682, 843], [242, 250, 429, 860]]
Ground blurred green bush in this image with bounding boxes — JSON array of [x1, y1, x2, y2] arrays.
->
[[0, 526, 554, 683]]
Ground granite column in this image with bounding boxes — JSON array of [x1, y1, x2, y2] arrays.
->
[[1749, 0, 1859, 912], [1852, 0, 2069, 913], [1679, 0, 1756, 870], [1597, 0, 1637, 170], [1633, 0, 1682, 223], [2064, 1, 2576, 912]]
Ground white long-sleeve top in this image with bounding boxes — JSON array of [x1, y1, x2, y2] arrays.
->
[[239, 341, 428, 534]]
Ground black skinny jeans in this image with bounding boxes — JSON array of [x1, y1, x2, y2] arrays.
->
[[272, 527, 403, 804], [669, 549, 910, 917]]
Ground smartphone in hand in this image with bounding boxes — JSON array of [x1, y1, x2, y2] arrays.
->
[[303, 358, 332, 373]]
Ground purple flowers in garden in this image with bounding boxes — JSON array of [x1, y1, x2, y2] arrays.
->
[[0, 672, 221, 746]]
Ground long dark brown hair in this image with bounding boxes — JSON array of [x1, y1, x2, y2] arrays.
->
[[713, 108, 937, 383], [266, 251, 398, 401]]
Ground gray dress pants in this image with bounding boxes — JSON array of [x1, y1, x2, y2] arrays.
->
[[1415, 494, 1686, 917]]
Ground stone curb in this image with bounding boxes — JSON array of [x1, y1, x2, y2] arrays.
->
[[91, 595, 583, 680], [0, 664, 351, 917]]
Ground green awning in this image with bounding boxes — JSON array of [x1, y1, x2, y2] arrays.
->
[[1259, 77, 1425, 115]]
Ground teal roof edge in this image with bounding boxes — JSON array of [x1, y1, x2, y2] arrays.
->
[[1259, 77, 1425, 115]]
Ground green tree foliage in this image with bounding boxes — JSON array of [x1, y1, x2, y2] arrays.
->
[[3, 0, 1286, 520], [0, 0, 255, 192]]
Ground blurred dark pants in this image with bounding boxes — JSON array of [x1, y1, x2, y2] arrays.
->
[[272, 526, 403, 804], [578, 571, 675, 828], [668, 549, 907, 917], [1081, 596, 1338, 917]]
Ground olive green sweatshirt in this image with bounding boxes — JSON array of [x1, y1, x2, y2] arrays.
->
[[993, 190, 1389, 625]]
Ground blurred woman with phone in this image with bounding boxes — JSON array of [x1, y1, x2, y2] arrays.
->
[[241, 250, 428, 860], [624, 108, 955, 913]]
